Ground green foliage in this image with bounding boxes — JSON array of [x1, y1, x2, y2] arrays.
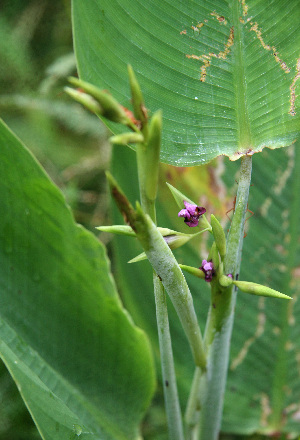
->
[[0, 0, 109, 231], [72, 0, 300, 165], [110, 144, 300, 436], [1, 0, 300, 439], [0, 120, 155, 440]]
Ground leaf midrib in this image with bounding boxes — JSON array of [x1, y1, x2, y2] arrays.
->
[[232, 0, 252, 152]]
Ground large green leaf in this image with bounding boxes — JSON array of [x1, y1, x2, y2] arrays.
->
[[110, 143, 300, 436], [223, 143, 300, 435], [72, 0, 300, 166], [0, 119, 155, 440]]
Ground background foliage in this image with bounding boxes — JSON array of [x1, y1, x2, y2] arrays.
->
[[73, 0, 300, 165], [0, 1, 299, 439]]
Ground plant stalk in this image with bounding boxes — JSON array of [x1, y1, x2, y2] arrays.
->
[[136, 142, 157, 223], [194, 155, 253, 440], [153, 275, 185, 440], [135, 137, 185, 439], [184, 367, 202, 440]]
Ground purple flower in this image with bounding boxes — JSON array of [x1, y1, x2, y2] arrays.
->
[[178, 201, 206, 227], [200, 259, 215, 282]]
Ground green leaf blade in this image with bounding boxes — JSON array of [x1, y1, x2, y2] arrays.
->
[[72, 0, 300, 165], [0, 119, 155, 440]]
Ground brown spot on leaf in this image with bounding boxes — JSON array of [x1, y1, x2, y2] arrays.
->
[[186, 27, 234, 81], [239, 0, 249, 16], [249, 22, 291, 75], [289, 58, 300, 116], [210, 11, 227, 25]]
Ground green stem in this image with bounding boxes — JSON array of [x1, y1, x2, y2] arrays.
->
[[153, 275, 184, 440], [184, 367, 202, 440], [194, 155, 252, 440], [135, 134, 184, 438], [136, 143, 156, 223], [225, 155, 252, 274], [134, 207, 207, 370], [108, 171, 207, 366]]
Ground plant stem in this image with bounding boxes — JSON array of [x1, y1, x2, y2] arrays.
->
[[135, 140, 185, 438], [136, 143, 157, 223], [153, 275, 185, 440], [133, 207, 207, 370], [184, 367, 202, 440], [195, 155, 252, 440], [225, 155, 253, 274]]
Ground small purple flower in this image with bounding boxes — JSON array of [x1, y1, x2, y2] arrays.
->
[[227, 274, 233, 279], [200, 259, 215, 282], [178, 201, 206, 227]]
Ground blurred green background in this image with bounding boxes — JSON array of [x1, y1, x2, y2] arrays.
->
[[0, 2, 109, 439], [0, 2, 298, 440], [0, 0, 110, 234]]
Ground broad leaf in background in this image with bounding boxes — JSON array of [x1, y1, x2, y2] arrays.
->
[[72, 0, 300, 165], [0, 119, 155, 440], [224, 142, 300, 436], [110, 144, 300, 436]]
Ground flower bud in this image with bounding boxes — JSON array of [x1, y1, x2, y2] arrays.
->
[[127, 64, 148, 127], [219, 274, 233, 288], [167, 183, 212, 232], [178, 201, 206, 227], [233, 281, 292, 300], [179, 264, 205, 279], [96, 225, 135, 236], [200, 260, 215, 282], [68, 77, 129, 124], [110, 132, 144, 145], [64, 87, 102, 114], [210, 214, 226, 259]]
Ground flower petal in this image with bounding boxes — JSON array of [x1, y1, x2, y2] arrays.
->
[[185, 218, 199, 227], [184, 201, 198, 216]]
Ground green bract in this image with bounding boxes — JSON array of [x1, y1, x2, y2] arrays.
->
[[233, 280, 292, 300], [211, 214, 226, 260], [68, 76, 130, 125], [110, 132, 144, 145]]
